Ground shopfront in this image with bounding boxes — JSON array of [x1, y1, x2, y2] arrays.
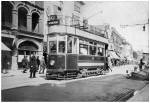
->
[[17, 40, 42, 68]]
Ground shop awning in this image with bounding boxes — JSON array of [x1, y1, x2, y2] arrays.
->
[[1, 42, 11, 51], [109, 51, 120, 59], [116, 53, 125, 60]]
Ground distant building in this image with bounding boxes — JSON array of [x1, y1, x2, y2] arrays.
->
[[107, 27, 124, 60], [107, 26, 134, 62], [121, 41, 134, 61], [1, 1, 44, 70]]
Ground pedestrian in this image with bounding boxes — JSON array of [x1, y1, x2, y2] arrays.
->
[[37, 56, 40, 71], [139, 58, 145, 71], [2, 55, 10, 74], [22, 55, 28, 73], [114, 59, 117, 66], [29, 53, 38, 78], [106, 55, 112, 72], [39, 57, 46, 74]]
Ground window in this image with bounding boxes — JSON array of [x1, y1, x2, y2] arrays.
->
[[97, 47, 104, 56], [49, 41, 57, 53], [58, 41, 65, 53], [79, 44, 88, 55], [2, 1, 13, 28], [89, 46, 96, 55], [18, 7, 28, 30], [67, 36, 73, 53], [32, 13, 39, 32], [73, 37, 78, 54], [89, 42, 97, 55]]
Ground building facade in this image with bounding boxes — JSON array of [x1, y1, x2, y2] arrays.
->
[[121, 41, 134, 61], [107, 27, 123, 61], [44, 1, 108, 49], [1, 1, 44, 69]]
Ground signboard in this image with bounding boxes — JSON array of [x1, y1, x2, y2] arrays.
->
[[47, 15, 59, 26], [48, 20, 59, 25]]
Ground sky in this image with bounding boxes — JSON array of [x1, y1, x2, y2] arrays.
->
[[82, 1, 149, 53]]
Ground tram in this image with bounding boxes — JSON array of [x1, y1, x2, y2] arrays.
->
[[46, 26, 108, 79]]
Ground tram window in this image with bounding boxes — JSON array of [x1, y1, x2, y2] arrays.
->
[[58, 41, 65, 53], [97, 47, 104, 56], [73, 38, 77, 54], [49, 41, 57, 53], [67, 36, 73, 53], [79, 44, 88, 55], [89, 46, 96, 55]]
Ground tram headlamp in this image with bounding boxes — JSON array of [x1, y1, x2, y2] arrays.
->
[[50, 60, 55, 66]]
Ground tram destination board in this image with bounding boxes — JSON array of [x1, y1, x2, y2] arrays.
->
[[47, 20, 59, 26], [47, 15, 59, 26]]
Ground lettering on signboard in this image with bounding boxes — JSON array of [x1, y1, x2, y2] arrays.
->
[[47, 15, 60, 26]]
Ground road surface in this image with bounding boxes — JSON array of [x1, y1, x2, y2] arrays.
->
[[2, 74, 148, 102]]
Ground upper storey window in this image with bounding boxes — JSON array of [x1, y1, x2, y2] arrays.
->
[[2, 1, 13, 28], [32, 13, 39, 32], [18, 7, 28, 31]]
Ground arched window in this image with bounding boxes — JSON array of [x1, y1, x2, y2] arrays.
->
[[32, 12, 39, 32], [2, 1, 13, 28], [18, 7, 28, 30]]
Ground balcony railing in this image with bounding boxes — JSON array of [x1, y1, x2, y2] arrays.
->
[[48, 15, 108, 38]]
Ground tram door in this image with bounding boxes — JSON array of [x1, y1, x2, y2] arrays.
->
[[66, 36, 78, 71]]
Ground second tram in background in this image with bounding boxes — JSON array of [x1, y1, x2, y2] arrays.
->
[[46, 26, 108, 79]]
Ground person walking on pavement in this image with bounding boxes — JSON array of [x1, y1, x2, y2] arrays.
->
[[36, 56, 40, 71], [139, 58, 145, 71], [22, 55, 28, 73], [29, 53, 38, 78], [107, 55, 113, 72], [2, 55, 10, 74], [39, 57, 46, 74]]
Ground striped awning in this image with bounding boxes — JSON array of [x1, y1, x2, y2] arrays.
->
[[109, 51, 120, 59]]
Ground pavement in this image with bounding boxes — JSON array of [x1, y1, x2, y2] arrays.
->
[[2, 73, 148, 101], [128, 84, 149, 102]]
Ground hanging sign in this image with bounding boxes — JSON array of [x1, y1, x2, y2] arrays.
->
[[47, 15, 60, 26]]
